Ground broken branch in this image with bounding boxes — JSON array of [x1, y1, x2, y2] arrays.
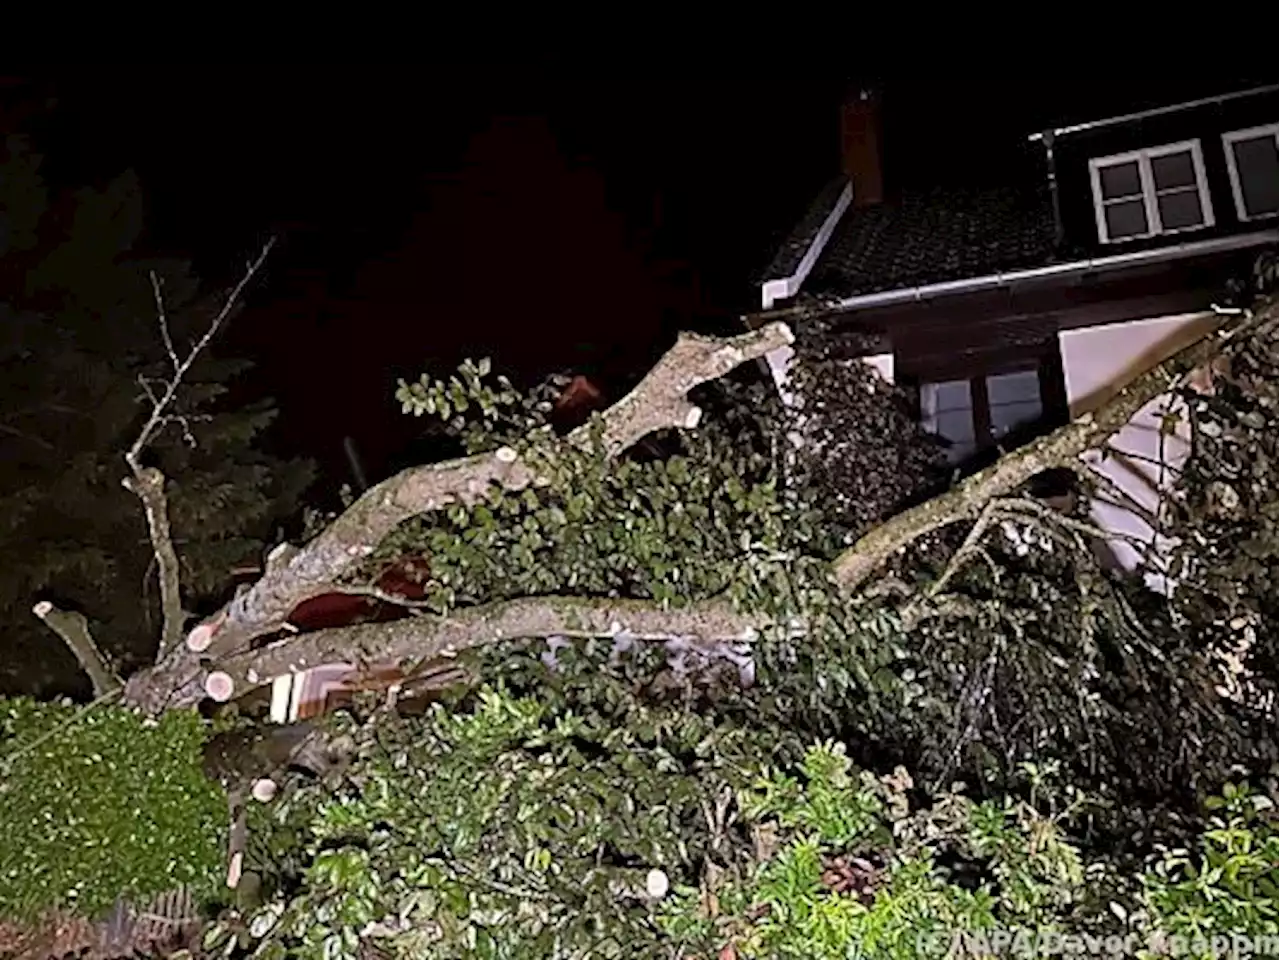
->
[[204, 594, 766, 705], [120, 240, 276, 660], [32, 601, 122, 697], [126, 240, 276, 466], [122, 467, 186, 657], [832, 303, 1271, 592], [190, 322, 795, 660]]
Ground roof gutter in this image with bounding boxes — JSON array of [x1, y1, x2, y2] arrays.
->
[[746, 229, 1277, 323], [1027, 84, 1278, 142]]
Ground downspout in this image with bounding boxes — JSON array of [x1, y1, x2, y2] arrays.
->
[[1039, 129, 1064, 251]]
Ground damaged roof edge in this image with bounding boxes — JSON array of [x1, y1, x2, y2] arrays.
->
[[760, 179, 852, 309]]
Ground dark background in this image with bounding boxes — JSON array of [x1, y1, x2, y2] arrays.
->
[[9, 55, 1276, 488]]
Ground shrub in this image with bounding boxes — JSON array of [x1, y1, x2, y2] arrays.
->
[[0, 697, 225, 922]]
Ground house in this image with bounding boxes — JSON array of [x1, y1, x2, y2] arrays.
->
[[751, 84, 1277, 586]]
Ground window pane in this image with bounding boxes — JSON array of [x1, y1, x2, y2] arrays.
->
[[986, 369, 1040, 406], [1098, 161, 1141, 199], [936, 409, 975, 443], [1104, 199, 1149, 238], [935, 409, 976, 464], [1150, 151, 1196, 190], [1156, 189, 1205, 230], [1233, 135, 1279, 218], [990, 399, 1043, 437], [932, 379, 972, 413]]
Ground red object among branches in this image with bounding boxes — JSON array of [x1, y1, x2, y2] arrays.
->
[[284, 555, 431, 632], [551, 374, 605, 429]]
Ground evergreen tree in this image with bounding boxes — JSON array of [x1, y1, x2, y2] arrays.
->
[[0, 132, 312, 699]]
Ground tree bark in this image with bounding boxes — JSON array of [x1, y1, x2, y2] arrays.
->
[[189, 322, 796, 659], [31, 601, 121, 697], [206, 595, 767, 704], [122, 467, 185, 658]]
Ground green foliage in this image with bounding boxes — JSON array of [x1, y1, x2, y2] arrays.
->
[[207, 712, 1276, 959], [0, 132, 313, 698], [379, 364, 800, 619], [786, 324, 948, 545], [203, 683, 778, 959], [228, 288, 1274, 956], [659, 747, 1000, 958], [370, 293, 1280, 811], [0, 696, 226, 922], [396, 356, 529, 456], [658, 747, 1277, 960], [1141, 782, 1279, 948]]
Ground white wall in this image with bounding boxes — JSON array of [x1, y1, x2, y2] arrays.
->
[[862, 353, 895, 385], [1058, 311, 1218, 592]]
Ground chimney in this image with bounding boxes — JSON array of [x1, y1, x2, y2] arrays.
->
[[840, 88, 883, 207]]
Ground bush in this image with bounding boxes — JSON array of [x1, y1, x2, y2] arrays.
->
[[199, 689, 1277, 960], [0, 697, 225, 922]]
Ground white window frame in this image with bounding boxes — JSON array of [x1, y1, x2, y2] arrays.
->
[[1088, 139, 1215, 244], [1221, 123, 1279, 222]]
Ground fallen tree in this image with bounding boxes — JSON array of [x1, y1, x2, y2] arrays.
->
[[104, 269, 1274, 730], [8, 235, 1276, 957]]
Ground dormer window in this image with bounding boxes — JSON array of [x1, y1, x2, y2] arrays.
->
[[1088, 140, 1214, 243], [1222, 124, 1278, 221]]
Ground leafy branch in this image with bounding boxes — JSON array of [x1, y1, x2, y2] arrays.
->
[[120, 296, 1271, 718]]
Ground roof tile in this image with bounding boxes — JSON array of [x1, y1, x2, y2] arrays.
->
[[803, 185, 1060, 299]]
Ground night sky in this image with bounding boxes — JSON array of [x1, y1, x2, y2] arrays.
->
[[14, 55, 1276, 488]]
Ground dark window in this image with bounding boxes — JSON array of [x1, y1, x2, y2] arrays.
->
[[900, 335, 1067, 469], [1096, 159, 1149, 240], [921, 368, 1048, 464], [1224, 126, 1279, 221], [1089, 141, 1213, 242], [920, 379, 976, 464], [987, 369, 1043, 439]]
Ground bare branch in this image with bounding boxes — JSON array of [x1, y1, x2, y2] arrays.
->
[[204, 594, 766, 705], [126, 239, 276, 467], [831, 302, 1272, 593], [122, 239, 276, 659], [150, 270, 180, 376], [1087, 474, 1163, 528], [928, 500, 1001, 598], [0, 421, 54, 450], [122, 467, 186, 657], [223, 789, 247, 889], [31, 601, 122, 697], [998, 496, 1157, 553], [187, 321, 795, 661]]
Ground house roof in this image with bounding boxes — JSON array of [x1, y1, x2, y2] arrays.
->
[[802, 185, 1062, 300]]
